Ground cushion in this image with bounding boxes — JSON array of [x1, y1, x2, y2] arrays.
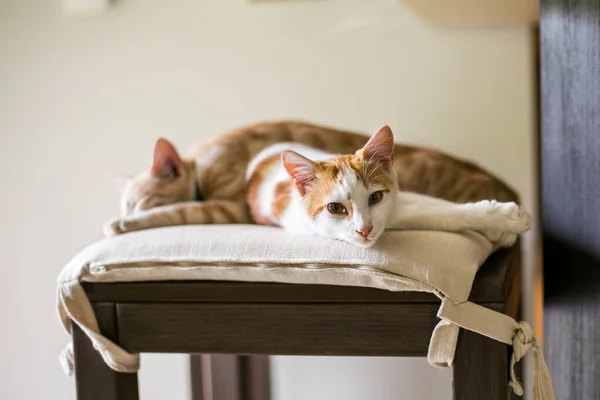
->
[[60, 224, 492, 302], [56, 225, 554, 399]]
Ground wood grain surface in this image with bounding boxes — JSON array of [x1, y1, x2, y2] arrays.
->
[[541, 0, 600, 398]]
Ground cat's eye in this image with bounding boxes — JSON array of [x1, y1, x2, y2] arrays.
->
[[327, 203, 347, 214], [369, 191, 384, 205]]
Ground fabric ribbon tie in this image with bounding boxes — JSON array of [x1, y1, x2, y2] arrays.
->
[[433, 298, 556, 400], [510, 321, 555, 400]]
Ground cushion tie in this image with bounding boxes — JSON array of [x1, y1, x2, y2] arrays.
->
[[434, 298, 556, 400], [510, 321, 555, 400]]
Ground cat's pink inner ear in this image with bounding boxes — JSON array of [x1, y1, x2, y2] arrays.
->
[[151, 138, 184, 179], [281, 151, 318, 196], [360, 125, 395, 169]]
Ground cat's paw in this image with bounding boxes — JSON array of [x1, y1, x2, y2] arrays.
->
[[482, 231, 518, 248], [477, 201, 532, 234], [473, 201, 531, 246], [103, 215, 148, 236], [103, 218, 127, 237]]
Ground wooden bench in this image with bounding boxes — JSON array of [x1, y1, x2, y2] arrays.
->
[[73, 245, 521, 400]]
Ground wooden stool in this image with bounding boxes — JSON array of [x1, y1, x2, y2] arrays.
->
[[73, 245, 521, 400]]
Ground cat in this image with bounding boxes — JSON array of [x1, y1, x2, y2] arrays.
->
[[105, 120, 519, 236], [245, 126, 530, 248]]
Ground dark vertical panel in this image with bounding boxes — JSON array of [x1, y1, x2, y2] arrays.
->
[[541, 0, 600, 249], [541, 0, 600, 399]]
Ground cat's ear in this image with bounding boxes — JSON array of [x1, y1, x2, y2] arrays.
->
[[151, 138, 184, 179], [281, 151, 318, 196], [358, 125, 395, 170]]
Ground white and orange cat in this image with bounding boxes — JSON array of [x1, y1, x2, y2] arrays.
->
[[245, 126, 530, 248], [106, 121, 525, 242]]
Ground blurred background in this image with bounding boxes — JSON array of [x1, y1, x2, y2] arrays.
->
[[0, 0, 540, 399]]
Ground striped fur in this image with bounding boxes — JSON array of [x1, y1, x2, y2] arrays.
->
[[111, 120, 519, 236]]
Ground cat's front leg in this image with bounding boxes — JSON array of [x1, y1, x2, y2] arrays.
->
[[103, 200, 250, 236], [468, 200, 531, 246], [390, 193, 531, 247]]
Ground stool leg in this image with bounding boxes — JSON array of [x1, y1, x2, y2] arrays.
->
[[452, 329, 509, 400], [190, 355, 208, 400], [73, 303, 139, 400], [190, 355, 271, 400]]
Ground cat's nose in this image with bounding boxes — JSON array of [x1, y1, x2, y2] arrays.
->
[[356, 225, 373, 238]]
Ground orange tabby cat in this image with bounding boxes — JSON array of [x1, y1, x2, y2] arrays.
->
[[105, 120, 517, 235]]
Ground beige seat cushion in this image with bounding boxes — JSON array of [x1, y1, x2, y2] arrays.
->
[[56, 224, 553, 399], [59, 224, 492, 303]]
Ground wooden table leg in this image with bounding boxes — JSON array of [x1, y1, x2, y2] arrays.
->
[[453, 329, 509, 400], [240, 356, 271, 400], [73, 303, 139, 400], [190, 355, 208, 400], [190, 355, 271, 400]]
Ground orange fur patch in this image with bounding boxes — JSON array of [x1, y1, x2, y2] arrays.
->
[[246, 153, 281, 226], [213, 202, 237, 222], [272, 181, 291, 221]]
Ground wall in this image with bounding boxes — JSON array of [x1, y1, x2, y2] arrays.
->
[[0, 0, 536, 399]]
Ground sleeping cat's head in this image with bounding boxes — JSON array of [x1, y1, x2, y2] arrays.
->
[[120, 138, 196, 216], [282, 126, 397, 248]]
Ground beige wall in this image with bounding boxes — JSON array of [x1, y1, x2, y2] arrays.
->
[[0, 0, 536, 399]]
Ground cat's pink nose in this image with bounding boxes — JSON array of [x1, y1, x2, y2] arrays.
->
[[356, 226, 373, 238]]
